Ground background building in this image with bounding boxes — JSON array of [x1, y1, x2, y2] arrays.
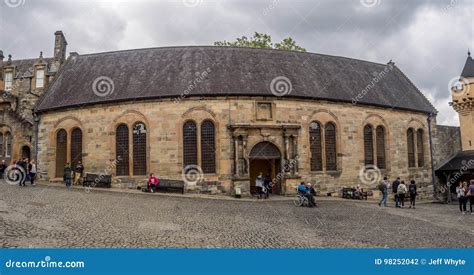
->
[[0, 31, 67, 163]]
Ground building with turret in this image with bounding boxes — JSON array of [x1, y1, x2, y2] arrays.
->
[[0, 31, 67, 162], [435, 52, 474, 200]]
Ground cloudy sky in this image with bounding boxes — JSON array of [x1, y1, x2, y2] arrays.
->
[[1, 0, 472, 125]]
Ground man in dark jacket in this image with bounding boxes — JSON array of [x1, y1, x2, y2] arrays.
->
[[392, 177, 401, 208], [64, 163, 73, 190], [0, 160, 6, 179], [74, 161, 84, 185], [19, 158, 28, 187]]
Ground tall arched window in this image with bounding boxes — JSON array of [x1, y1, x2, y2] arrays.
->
[[55, 129, 67, 177], [116, 124, 130, 176], [417, 129, 424, 167], [200, 120, 216, 173], [132, 122, 147, 176], [309, 121, 322, 171], [70, 128, 82, 170], [407, 128, 416, 167], [0, 133, 4, 157], [5, 132, 12, 158], [375, 126, 386, 169], [363, 125, 374, 165], [183, 121, 198, 167], [325, 122, 337, 171]]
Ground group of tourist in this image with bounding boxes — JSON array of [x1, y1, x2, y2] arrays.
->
[[0, 158, 37, 186], [255, 172, 273, 199], [62, 161, 85, 190], [456, 180, 474, 214], [378, 177, 418, 208]]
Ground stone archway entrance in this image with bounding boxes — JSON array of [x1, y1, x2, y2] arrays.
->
[[21, 145, 31, 160], [249, 142, 282, 195]]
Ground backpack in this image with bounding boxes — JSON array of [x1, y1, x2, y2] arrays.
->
[[409, 184, 416, 194], [378, 182, 384, 192]]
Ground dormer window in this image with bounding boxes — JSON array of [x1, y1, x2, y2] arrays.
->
[[35, 69, 45, 88], [4, 72, 13, 91]]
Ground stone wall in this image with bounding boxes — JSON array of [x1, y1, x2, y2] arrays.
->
[[37, 97, 435, 196], [432, 125, 461, 169]]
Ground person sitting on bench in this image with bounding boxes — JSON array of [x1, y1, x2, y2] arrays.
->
[[147, 173, 159, 192]]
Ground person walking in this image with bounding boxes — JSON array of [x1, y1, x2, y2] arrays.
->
[[397, 180, 407, 208], [263, 174, 271, 199], [74, 161, 84, 185], [63, 163, 73, 190], [456, 182, 467, 214], [468, 180, 474, 214], [378, 177, 389, 207], [392, 177, 401, 208], [18, 159, 28, 187], [408, 180, 417, 209], [255, 172, 264, 199], [0, 160, 7, 179], [28, 160, 37, 186]]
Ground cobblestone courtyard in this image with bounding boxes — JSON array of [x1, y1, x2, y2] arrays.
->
[[0, 182, 472, 248]]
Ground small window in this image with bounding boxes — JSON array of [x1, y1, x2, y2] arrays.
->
[[4, 72, 13, 91], [35, 69, 45, 88], [309, 121, 322, 171], [183, 121, 198, 167], [325, 122, 337, 171]]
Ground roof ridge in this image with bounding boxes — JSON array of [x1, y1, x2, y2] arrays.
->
[[75, 45, 390, 67]]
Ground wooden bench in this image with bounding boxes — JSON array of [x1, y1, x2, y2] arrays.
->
[[143, 179, 185, 194], [342, 187, 369, 200], [82, 173, 112, 188]]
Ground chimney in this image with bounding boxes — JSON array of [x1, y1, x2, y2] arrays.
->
[[54, 31, 68, 64]]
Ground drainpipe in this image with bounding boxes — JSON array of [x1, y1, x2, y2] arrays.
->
[[427, 113, 437, 199], [33, 112, 40, 175]]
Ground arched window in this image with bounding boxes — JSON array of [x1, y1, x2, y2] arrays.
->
[[183, 121, 198, 167], [407, 128, 416, 167], [200, 120, 216, 173], [325, 122, 337, 171], [4, 132, 12, 158], [363, 125, 374, 165], [417, 129, 424, 167], [309, 121, 322, 171], [132, 122, 147, 176], [116, 124, 130, 176], [55, 129, 67, 177], [375, 126, 386, 169], [0, 133, 4, 157], [70, 128, 82, 170]]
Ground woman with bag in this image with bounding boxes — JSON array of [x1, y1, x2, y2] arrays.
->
[[408, 180, 417, 209], [456, 182, 467, 214], [397, 181, 408, 208]]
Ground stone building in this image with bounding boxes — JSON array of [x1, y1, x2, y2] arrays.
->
[[0, 31, 67, 163], [33, 46, 441, 196]]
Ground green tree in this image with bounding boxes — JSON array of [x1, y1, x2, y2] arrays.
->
[[214, 32, 306, 52]]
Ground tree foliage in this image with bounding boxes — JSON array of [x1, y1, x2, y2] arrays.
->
[[214, 32, 306, 52]]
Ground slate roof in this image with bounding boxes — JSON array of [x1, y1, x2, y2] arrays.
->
[[461, 53, 474, 78], [8, 58, 54, 77], [35, 46, 437, 114], [435, 150, 474, 172]]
